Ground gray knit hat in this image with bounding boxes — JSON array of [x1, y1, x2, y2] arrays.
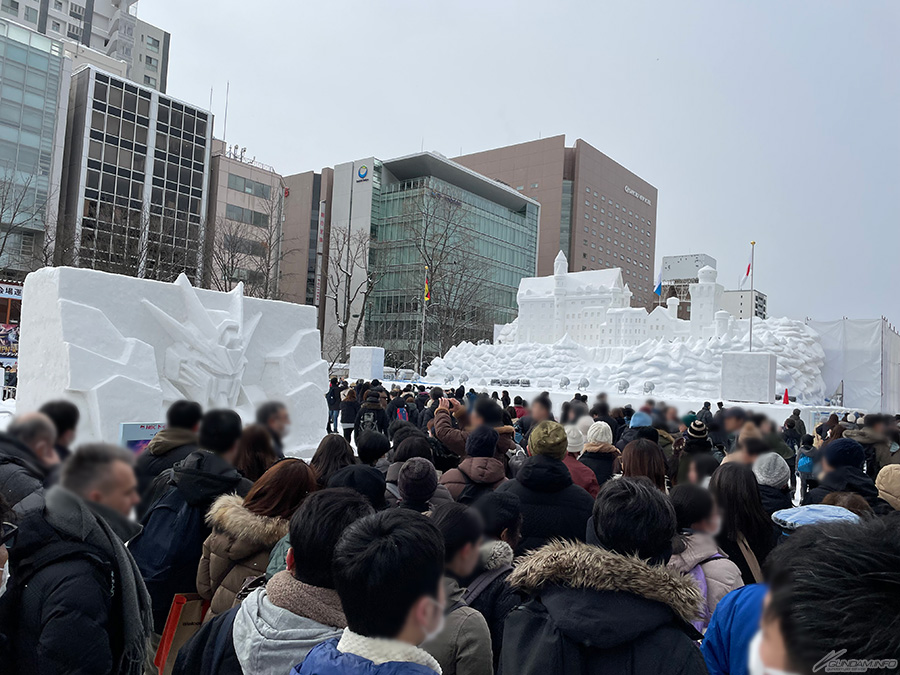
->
[[398, 457, 438, 504], [752, 452, 791, 488]]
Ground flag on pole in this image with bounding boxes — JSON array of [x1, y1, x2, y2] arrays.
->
[[739, 250, 752, 289], [424, 271, 430, 302], [653, 269, 662, 296]]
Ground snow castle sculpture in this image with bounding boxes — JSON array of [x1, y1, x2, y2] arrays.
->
[[427, 253, 827, 403]]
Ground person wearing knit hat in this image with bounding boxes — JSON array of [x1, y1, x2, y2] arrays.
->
[[629, 411, 653, 429], [563, 426, 600, 498], [579, 421, 620, 486], [495, 420, 594, 554], [439, 426, 507, 503], [675, 420, 716, 487], [398, 457, 438, 512], [803, 438, 892, 514], [687, 420, 708, 440], [753, 452, 793, 516], [328, 464, 388, 510], [875, 464, 900, 511]]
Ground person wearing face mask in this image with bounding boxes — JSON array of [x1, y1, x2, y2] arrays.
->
[[747, 517, 900, 675], [0, 412, 60, 512], [296, 510, 447, 675], [667, 484, 743, 633], [422, 503, 493, 675]]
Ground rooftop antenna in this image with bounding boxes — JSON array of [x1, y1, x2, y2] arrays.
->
[[421, 138, 424, 152], [222, 81, 230, 143]]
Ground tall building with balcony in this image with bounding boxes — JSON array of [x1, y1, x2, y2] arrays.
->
[[0, 19, 70, 279], [455, 135, 658, 309], [0, 0, 169, 91], [205, 140, 287, 299], [57, 65, 212, 283]]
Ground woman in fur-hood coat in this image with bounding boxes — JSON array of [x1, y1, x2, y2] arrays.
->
[[500, 541, 708, 675]]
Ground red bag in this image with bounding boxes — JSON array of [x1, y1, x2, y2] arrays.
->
[[153, 593, 209, 675]]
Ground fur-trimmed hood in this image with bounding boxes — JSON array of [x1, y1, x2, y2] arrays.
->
[[479, 539, 514, 571], [206, 493, 289, 548], [509, 540, 702, 625]]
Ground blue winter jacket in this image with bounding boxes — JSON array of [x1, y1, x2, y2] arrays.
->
[[294, 639, 440, 675], [701, 583, 767, 675]]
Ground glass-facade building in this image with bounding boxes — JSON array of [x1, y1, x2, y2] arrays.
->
[[0, 19, 69, 278], [59, 65, 211, 283], [353, 153, 539, 362]]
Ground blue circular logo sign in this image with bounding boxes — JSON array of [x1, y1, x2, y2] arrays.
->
[[358, 165, 368, 179]]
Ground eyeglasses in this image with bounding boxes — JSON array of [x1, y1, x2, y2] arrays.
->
[[1, 521, 17, 548]]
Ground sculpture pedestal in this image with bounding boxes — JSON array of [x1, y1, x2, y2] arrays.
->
[[349, 346, 384, 381], [721, 351, 777, 403]]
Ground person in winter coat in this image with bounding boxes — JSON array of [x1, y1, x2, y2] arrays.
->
[[432, 397, 517, 462], [174, 489, 374, 675], [339, 389, 361, 442], [0, 412, 59, 511], [197, 459, 318, 618], [788, 408, 807, 438], [845, 414, 898, 478], [614, 410, 654, 451], [579, 421, 620, 486], [3, 444, 151, 675], [384, 435, 453, 507], [500, 478, 708, 675], [256, 401, 290, 457], [386, 391, 418, 431], [38, 399, 80, 462], [295, 510, 446, 675], [231, 424, 280, 483], [440, 426, 507, 502], [709, 463, 777, 585], [667, 484, 743, 633], [354, 391, 389, 440], [803, 438, 893, 514], [130, 410, 253, 636], [675, 420, 715, 486], [875, 464, 900, 510], [325, 377, 344, 433], [562, 426, 600, 497], [397, 458, 440, 513], [135, 400, 202, 516], [310, 434, 356, 488], [796, 434, 821, 501], [469, 492, 522, 672], [752, 452, 794, 516], [422, 504, 493, 675], [695, 401, 714, 428], [418, 387, 444, 431], [701, 583, 766, 675], [495, 421, 594, 555]]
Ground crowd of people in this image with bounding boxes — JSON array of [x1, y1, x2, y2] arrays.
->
[[0, 380, 899, 675]]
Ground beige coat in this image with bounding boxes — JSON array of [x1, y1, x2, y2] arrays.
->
[[197, 493, 289, 618], [422, 576, 493, 675], [667, 531, 743, 629]]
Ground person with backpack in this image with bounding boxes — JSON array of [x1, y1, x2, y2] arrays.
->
[[422, 503, 493, 675], [795, 433, 820, 501], [439, 426, 507, 503], [386, 390, 417, 431], [667, 484, 743, 633], [354, 391, 389, 441]]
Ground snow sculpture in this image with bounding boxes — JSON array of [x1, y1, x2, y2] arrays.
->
[[17, 267, 328, 453], [427, 252, 828, 403], [348, 346, 384, 382]]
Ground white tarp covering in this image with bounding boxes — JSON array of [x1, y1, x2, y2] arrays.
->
[[808, 319, 900, 413]]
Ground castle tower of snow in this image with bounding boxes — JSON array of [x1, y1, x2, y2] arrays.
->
[[689, 265, 724, 338], [553, 251, 568, 341]]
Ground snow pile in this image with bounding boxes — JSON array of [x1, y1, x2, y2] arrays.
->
[[427, 317, 827, 403]]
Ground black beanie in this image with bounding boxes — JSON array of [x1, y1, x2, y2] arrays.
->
[[635, 426, 660, 445], [328, 464, 387, 510], [466, 425, 499, 459]]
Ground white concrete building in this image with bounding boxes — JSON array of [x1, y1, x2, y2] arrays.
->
[[721, 289, 768, 320], [0, 0, 169, 90]]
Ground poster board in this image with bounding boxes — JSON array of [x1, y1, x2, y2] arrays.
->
[[119, 421, 166, 454]]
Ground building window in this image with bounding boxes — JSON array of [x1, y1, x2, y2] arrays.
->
[[68, 3, 83, 18], [146, 35, 160, 52], [144, 75, 157, 87], [53, 0, 63, 8], [23, 5, 36, 21], [530, 182, 538, 189], [51, 20, 61, 31], [67, 24, 81, 38], [226, 203, 269, 228], [1, 0, 19, 16], [227, 173, 272, 200], [145, 56, 159, 72]]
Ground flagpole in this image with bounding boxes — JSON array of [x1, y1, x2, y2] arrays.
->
[[418, 265, 428, 375], [749, 241, 756, 353]]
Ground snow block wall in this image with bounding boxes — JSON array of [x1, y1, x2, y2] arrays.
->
[[17, 267, 328, 454]]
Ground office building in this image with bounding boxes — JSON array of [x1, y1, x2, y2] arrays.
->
[[721, 289, 767, 320], [280, 168, 333, 316], [1, 0, 169, 91], [455, 135, 658, 308], [58, 65, 212, 283], [660, 253, 717, 319], [205, 140, 286, 298], [323, 152, 539, 367], [0, 19, 70, 279]]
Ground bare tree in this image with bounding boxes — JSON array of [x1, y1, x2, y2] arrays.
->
[[0, 169, 54, 281], [208, 215, 258, 293], [325, 224, 381, 365]]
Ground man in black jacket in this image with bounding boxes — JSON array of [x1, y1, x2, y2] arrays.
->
[[130, 410, 252, 644], [803, 438, 892, 514], [500, 478, 707, 675], [38, 400, 79, 462], [495, 421, 593, 555], [2, 443, 151, 675], [0, 412, 59, 511], [134, 400, 202, 517]]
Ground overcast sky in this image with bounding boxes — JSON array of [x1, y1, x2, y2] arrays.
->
[[140, 0, 900, 324]]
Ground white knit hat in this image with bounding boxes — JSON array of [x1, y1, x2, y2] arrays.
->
[[586, 421, 613, 445], [565, 426, 585, 455]]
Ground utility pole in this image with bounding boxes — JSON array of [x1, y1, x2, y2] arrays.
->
[[418, 265, 428, 375], [749, 240, 756, 353]]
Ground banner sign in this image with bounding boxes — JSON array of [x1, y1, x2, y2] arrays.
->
[[0, 324, 18, 358], [119, 421, 166, 454]]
